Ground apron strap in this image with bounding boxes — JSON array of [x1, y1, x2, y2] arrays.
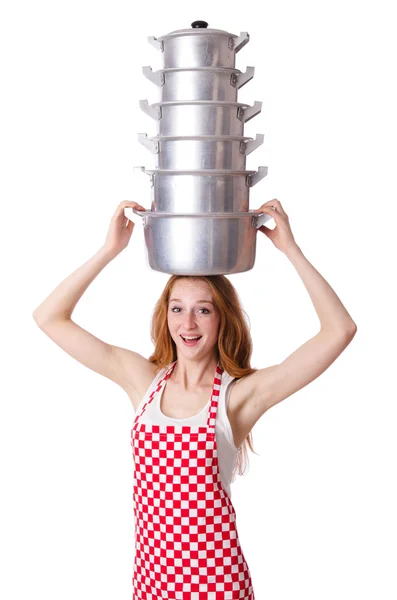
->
[[132, 361, 177, 426], [207, 363, 223, 433]]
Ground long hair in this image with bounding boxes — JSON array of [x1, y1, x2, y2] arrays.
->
[[147, 274, 259, 481]]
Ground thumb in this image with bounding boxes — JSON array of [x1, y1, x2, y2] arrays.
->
[[125, 218, 135, 231], [258, 224, 274, 239]]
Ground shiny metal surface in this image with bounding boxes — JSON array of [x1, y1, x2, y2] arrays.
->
[[139, 100, 262, 136], [135, 22, 269, 275], [138, 134, 264, 171], [149, 173, 251, 213], [142, 66, 255, 102], [135, 166, 268, 188], [135, 165, 268, 213], [147, 29, 249, 69], [131, 208, 271, 275], [135, 167, 268, 213]]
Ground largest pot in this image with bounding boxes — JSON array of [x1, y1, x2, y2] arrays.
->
[[131, 209, 272, 275]]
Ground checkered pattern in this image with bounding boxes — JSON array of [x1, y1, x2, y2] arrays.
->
[[130, 361, 255, 599]]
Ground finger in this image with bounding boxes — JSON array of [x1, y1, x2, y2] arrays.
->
[[255, 206, 279, 217], [119, 200, 147, 210], [263, 199, 287, 216], [125, 205, 146, 213], [258, 224, 274, 238], [261, 198, 279, 207], [116, 203, 146, 217]]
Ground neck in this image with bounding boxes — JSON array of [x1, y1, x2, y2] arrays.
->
[[172, 355, 218, 391]]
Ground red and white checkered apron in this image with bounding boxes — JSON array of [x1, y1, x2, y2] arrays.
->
[[130, 360, 255, 600]]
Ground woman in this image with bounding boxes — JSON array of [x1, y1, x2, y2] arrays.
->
[[33, 199, 357, 599]]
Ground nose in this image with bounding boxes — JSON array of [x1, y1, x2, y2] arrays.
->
[[183, 311, 197, 329]]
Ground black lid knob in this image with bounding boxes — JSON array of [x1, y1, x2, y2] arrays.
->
[[191, 21, 208, 28]]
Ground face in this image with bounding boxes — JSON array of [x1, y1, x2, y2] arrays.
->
[[167, 279, 221, 357]]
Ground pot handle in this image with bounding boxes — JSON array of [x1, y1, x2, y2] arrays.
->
[[234, 32, 250, 53], [239, 101, 262, 123], [139, 99, 161, 120], [142, 66, 165, 87], [138, 133, 159, 154], [130, 207, 148, 227], [246, 166, 268, 187], [251, 211, 274, 229], [134, 165, 154, 186], [147, 36, 164, 52], [242, 134, 265, 155], [234, 66, 255, 89]]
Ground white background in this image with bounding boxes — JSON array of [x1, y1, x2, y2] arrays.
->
[[2, 0, 396, 598]]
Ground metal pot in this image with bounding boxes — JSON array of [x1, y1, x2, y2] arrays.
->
[[147, 21, 249, 70], [138, 134, 264, 171], [131, 208, 272, 275], [142, 66, 255, 103], [139, 100, 262, 137], [135, 166, 268, 213]]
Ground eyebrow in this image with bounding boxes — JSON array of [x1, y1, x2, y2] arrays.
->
[[169, 298, 214, 304]]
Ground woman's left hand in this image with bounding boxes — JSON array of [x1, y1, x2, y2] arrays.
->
[[255, 199, 298, 254]]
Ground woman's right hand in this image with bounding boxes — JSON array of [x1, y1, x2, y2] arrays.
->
[[102, 201, 147, 258]]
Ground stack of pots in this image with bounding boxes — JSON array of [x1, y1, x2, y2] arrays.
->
[[133, 21, 271, 275]]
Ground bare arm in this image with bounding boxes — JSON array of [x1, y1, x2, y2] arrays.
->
[[235, 242, 357, 425], [285, 244, 357, 335], [33, 246, 115, 323], [32, 201, 149, 396], [232, 199, 357, 429]]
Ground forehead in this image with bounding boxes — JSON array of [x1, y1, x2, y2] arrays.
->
[[170, 279, 212, 299]]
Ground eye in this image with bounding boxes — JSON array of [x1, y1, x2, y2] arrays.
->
[[170, 306, 210, 314]]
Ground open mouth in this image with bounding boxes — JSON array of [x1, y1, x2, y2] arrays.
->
[[180, 335, 202, 346]]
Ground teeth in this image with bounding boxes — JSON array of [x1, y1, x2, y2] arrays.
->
[[182, 336, 201, 340]]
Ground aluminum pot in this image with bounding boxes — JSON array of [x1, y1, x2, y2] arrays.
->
[[139, 100, 262, 137], [142, 66, 254, 103], [135, 165, 268, 213], [130, 208, 272, 275], [147, 22, 249, 70], [138, 134, 264, 171]]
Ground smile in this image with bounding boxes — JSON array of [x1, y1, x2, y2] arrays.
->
[[180, 335, 202, 346]]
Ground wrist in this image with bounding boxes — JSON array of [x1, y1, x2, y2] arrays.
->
[[98, 246, 120, 262], [283, 243, 302, 259]]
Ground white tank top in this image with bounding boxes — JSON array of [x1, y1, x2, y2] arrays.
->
[[133, 366, 240, 498]]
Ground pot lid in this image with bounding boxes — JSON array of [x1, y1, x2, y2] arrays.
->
[[156, 21, 239, 41]]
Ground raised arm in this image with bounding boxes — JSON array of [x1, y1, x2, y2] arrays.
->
[[232, 199, 357, 431], [32, 201, 149, 399]]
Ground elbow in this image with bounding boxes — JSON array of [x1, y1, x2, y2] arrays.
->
[[342, 323, 357, 344], [347, 321, 358, 336], [32, 311, 45, 327], [33, 311, 69, 328], [32, 310, 53, 328], [321, 321, 357, 340]]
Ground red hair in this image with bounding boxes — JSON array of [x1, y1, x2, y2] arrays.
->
[[147, 274, 259, 479]]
